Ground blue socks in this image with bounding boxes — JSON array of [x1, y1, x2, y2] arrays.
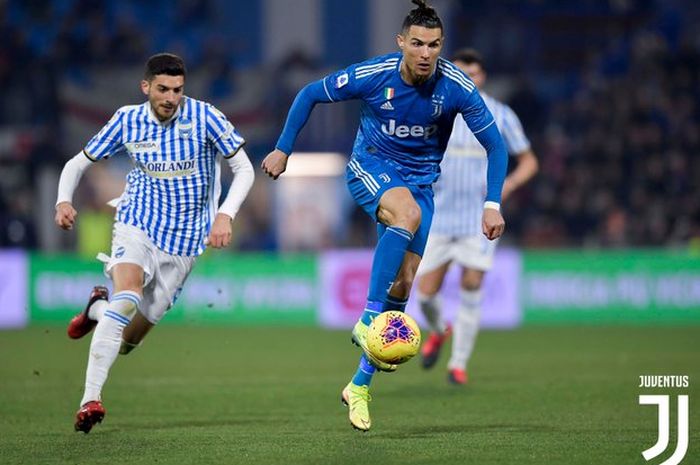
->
[[360, 301, 382, 325], [352, 226, 413, 388], [367, 226, 413, 302], [352, 354, 377, 387]]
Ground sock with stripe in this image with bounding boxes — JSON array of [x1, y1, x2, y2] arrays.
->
[[80, 291, 141, 406], [351, 354, 377, 387]]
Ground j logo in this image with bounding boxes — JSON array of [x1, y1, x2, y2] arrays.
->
[[639, 395, 689, 465]]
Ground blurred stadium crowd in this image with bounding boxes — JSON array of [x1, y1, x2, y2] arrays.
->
[[1, 0, 699, 251]]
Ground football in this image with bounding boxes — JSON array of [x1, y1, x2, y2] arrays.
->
[[366, 311, 421, 364]]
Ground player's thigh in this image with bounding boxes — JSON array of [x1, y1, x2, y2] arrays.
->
[[376, 187, 421, 229], [416, 234, 453, 276], [453, 234, 498, 275], [139, 252, 195, 325], [345, 155, 406, 222], [416, 234, 453, 295], [111, 263, 145, 294], [103, 222, 157, 294]]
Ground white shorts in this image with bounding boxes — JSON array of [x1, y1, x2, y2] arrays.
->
[[99, 222, 196, 324], [417, 233, 498, 275]]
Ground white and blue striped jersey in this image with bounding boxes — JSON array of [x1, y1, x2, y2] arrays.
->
[[431, 93, 530, 236], [321, 52, 495, 186], [84, 96, 245, 256]]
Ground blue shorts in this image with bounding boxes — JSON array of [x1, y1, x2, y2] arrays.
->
[[345, 154, 434, 256]]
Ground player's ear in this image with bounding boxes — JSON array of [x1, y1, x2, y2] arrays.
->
[[396, 33, 405, 50], [140, 80, 150, 96]]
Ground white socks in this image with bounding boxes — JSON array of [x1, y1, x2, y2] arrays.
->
[[80, 291, 141, 406], [88, 299, 108, 321], [448, 289, 482, 371], [417, 291, 447, 334]]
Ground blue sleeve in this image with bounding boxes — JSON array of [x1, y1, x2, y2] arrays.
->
[[274, 79, 332, 155], [275, 65, 363, 154], [473, 122, 508, 203]]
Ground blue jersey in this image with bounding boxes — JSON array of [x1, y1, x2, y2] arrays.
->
[[305, 53, 495, 185], [276, 52, 507, 203], [84, 97, 245, 256]]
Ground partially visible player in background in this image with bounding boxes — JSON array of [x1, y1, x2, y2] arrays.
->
[[416, 49, 538, 385], [262, 1, 508, 431], [54, 53, 255, 433]]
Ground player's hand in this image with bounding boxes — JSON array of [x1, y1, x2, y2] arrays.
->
[[261, 149, 289, 180], [207, 213, 233, 249], [55, 202, 77, 230], [482, 207, 505, 240]]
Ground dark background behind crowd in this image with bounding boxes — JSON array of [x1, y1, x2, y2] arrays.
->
[[1, 0, 698, 251]]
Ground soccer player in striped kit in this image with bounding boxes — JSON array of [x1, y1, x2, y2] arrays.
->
[[54, 53, 255, 433], [262, 1, 508, 431], [417, 49, 539, 385]]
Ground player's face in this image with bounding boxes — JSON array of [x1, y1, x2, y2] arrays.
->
[[454, 61, 486, 89], [141, 74, 185, 121], [397, 25, 443, 84]]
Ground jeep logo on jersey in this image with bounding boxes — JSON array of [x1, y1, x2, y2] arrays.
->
[[137, 159, 197, 178], [381, 119, 438, 140]]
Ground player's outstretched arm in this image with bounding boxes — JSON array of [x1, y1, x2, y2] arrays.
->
[[55, 152, 94, 230], [263, 79, 335, 180]]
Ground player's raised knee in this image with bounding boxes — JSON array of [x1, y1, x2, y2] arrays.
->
[[398, 203, 422, 232], [108, 291, 141, 320]]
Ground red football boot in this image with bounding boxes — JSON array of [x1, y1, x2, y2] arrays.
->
[[74, 400, 106, 433], [420, 325, 452, 369], [447, 368, 468, 385], [67, 286, 109, 339]]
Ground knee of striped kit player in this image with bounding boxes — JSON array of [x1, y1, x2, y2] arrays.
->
[[104, 291, 141, 327]]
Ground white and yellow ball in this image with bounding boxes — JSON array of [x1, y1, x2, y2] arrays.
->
[[366, 311, 421, 365]]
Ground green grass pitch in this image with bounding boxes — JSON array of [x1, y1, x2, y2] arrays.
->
[[1, 326, 698, 465]]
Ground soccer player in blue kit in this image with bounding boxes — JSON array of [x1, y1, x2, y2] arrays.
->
[[262, 0, 508, 431]]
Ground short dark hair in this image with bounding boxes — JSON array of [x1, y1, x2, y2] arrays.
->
[[144, 53, 187, 81], [451, 48, 485, 70], [402, 0, 443, 33]]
